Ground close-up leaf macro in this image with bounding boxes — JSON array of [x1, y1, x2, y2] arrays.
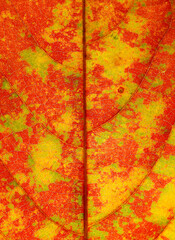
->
[[0, 0, 175, 239]]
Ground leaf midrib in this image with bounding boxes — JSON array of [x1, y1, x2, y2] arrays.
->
[[82, 0, 88, 239]]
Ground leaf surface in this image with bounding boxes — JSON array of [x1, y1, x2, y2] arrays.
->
[[0, 0, 175, 239]]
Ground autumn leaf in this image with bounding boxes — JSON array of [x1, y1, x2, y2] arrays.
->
[[0, 0, 175, 239]]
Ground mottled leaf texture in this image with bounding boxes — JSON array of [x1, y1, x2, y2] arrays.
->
[[0, 0, 175, 239]]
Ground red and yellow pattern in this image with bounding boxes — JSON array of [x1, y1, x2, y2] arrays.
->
[[0, 0, 175, 239]]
